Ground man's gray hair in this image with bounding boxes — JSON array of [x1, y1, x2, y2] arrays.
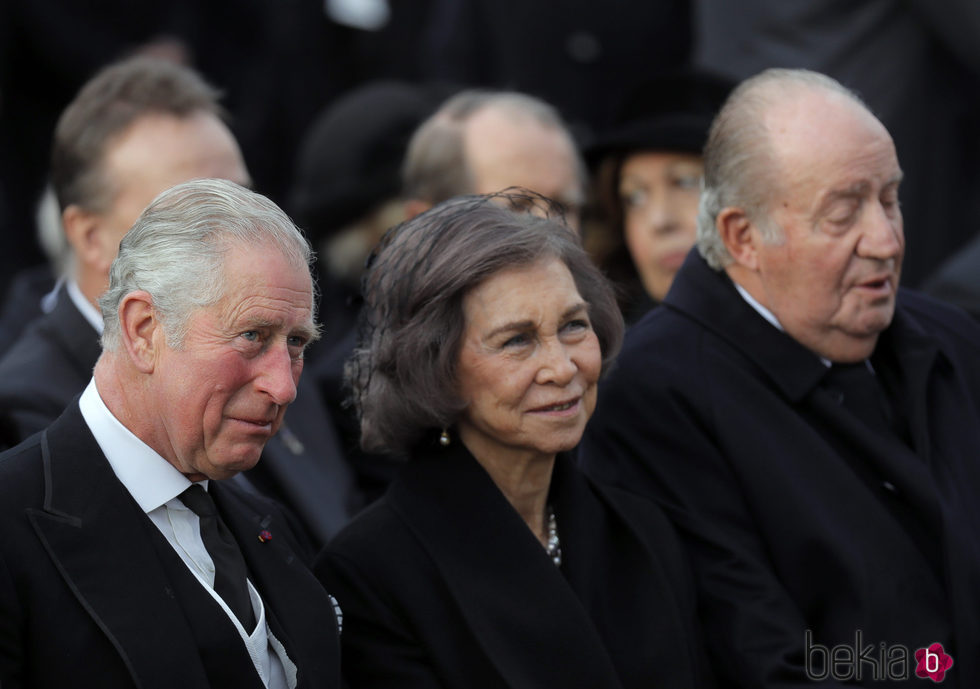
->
[[52, 56, 224, 215], [696, 68, 868, 270], [99, 178, 315, 351], [401, 89, 585, 204]]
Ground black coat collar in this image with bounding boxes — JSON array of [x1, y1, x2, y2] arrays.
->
[[663, 250, 944, 404]]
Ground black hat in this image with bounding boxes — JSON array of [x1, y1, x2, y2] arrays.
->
[[289, 81, 447, 242], [586, 69, 735, 166]]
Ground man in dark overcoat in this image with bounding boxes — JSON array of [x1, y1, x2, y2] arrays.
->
[[581, 67, 980, 688]]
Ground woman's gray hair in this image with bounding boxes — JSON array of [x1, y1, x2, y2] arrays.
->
[[696, 68, 867, 270], [99, 178, 315, 351], [349, 190, 624, 456]]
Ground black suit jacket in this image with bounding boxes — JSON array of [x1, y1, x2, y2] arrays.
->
[[0, 401, 341, 688], [0, 285, 99, 441], [0, 289, 361, 544], [315, 441, 713, 689], [0, 264, 55, 359], [580, 251, 980, 688]]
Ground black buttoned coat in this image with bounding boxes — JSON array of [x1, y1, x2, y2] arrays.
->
[[580, 251, 980, 688]]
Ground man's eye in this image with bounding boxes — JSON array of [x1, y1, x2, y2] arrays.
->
[[827, 200, 861, 226], [881, 195, 901, 214], [620, 189, 647, 209], [241, 331, 260, 342]]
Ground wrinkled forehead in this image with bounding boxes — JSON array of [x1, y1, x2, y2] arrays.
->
[[764, 87, 894, 160], [761, 89, 899, 199]]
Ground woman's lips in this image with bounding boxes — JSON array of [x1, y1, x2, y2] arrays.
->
[[528, 397, 581, 416]]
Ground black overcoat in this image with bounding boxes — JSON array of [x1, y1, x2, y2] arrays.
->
[[581, 251, 980, 688], [316, 441, 713, 689]]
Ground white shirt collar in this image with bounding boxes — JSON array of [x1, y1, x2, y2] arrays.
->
[[67, 279, 104, 334], [733, 281, 832, 368], [733, 282, 782, 331], [79, 378, 199, 513]]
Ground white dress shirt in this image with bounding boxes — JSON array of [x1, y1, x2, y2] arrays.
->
[[79, 379, 296, 689]]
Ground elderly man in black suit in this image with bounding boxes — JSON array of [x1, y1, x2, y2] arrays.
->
[[0, 178, 341, 688], [580, 68, 980, 687], [0, 55, 360, 546]]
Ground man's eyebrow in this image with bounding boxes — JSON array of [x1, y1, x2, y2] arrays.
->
[[238, 316, 318, 341], [295, 322, 319, 343]]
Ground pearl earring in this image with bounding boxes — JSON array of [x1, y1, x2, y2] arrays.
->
[[439, 428, 451, 446]]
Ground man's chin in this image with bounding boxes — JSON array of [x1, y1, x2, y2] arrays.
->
[[854, 305, 896, 337], [206, 446, 266, 479]]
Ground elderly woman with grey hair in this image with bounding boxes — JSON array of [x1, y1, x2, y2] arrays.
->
[[314, 192, 713, 689]]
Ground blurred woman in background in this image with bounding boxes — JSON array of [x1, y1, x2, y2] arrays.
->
[[586, 69, 732, 323]]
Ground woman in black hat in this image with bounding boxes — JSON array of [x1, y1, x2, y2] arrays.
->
[[587, 69, 733, 323]]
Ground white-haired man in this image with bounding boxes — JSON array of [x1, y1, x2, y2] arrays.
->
[[0, 179, 341, 688]]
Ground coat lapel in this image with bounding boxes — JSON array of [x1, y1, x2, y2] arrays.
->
[[553, 456, 707, 688], [389, 443, 625, 689], [668, 253, 946, 551], [212, 482, 341, 688], [28, 404, 212, 688], [248, 374, 360, 546]]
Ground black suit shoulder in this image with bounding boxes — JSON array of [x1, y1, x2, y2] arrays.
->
[[0, 293, 100, 442]]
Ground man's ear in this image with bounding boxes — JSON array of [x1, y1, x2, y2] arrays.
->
[[403, 198, 431, 221], [118, 291, 161, 373], [62, 204, 103, 269], [717, 206, 760, 271]]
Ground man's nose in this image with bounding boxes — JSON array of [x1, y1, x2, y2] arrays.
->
[[858, 202, 903, 260], [257, 343, 299, 405]]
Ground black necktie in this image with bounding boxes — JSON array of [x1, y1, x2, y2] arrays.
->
[[823, 362, 899, 440], [179, 484, 256, 631]]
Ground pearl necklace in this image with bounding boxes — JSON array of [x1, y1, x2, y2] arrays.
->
[[546, 505, 562, 567]]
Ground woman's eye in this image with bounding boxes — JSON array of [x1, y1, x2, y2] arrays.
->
[[503, 333, 529, 347], [674, 174, 701, 190], [562, 319, 590, 333]]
